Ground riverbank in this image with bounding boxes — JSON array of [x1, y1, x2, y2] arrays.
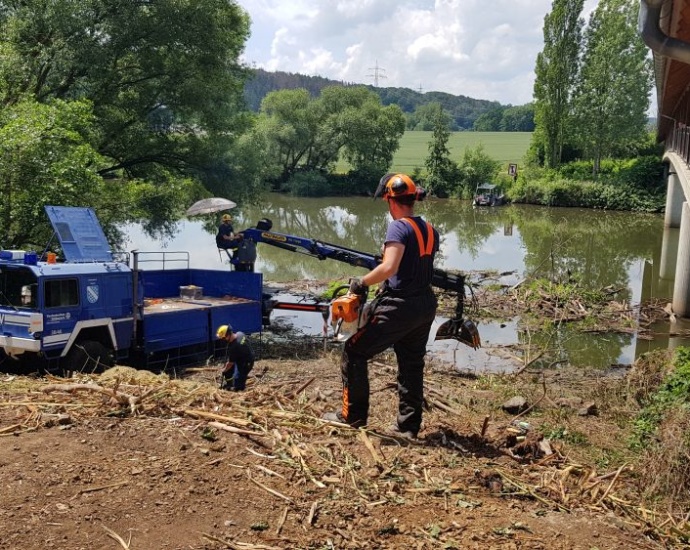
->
[[0, 344, 686, 549], [1, 277, 688, 547]]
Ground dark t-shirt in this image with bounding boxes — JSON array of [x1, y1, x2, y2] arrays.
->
[[216, 223, 235, 249], [225, 332, 255, 365], [384, 216, 439, 294]]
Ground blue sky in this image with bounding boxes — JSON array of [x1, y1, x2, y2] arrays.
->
[[235, 0, 602, 107]]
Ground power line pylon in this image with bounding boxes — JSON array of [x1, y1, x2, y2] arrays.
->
[[367, 60, 387, 87]]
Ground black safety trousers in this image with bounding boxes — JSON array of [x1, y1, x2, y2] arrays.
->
[[340, 288, 437, 432], [222, 360, 254, 391]]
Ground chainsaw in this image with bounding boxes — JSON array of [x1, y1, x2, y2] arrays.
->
[[329, 283, 367, 338]]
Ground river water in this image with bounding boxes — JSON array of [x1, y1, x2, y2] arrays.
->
[[124, 194, 685, 373]]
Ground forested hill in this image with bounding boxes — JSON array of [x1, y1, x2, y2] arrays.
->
[[244, 68, 515, 131]]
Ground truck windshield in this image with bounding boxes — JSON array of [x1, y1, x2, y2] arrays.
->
[[0, 267, 38, 309]]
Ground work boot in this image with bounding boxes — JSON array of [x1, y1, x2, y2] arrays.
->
[[321, 411, 366, 428], [387, 423, 418, 441], [321, 411, 348, 424]]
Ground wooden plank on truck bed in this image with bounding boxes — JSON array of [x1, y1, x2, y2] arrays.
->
[[143, 296, 256, 315]]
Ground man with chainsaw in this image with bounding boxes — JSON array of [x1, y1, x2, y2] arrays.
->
[[216, 324, 255, 391], [323, 173, 439, 440]]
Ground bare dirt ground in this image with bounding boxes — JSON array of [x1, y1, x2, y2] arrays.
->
[[0, 341, 676, 550]]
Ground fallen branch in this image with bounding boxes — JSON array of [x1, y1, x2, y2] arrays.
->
[[497, 470, 569, 512], [0, 424, 22, 434], [287, 377, 316, 398], [102, 524, 131, 549], [208, 421, 267, 437], [74, 480, 129, 498], [275, 506, 289, 535], [358, 430, 383, 464], [248, 472, 293, 503], [427, 397, 464, 416], [306, 501, 318, 526], [595, 463, 629, 506], [289, 443, 326, 489], [183, 408, 256, 427]]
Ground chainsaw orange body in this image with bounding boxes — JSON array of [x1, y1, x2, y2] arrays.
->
[[331, 293, 362, 324]]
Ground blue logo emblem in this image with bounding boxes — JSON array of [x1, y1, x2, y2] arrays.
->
[[86, 285, 99, 304]]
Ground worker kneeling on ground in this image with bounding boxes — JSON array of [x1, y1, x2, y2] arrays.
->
[[216, 324, 255, 391], [323, 173, 439, 440]]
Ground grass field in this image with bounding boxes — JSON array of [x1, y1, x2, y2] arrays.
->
[[337, 131, 532, 174]]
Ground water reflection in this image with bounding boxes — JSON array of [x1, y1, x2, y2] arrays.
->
[[124, 194, 674, 371]]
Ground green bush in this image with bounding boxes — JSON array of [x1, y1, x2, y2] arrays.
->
[[615, 156, 665, 192], [508, 167, 665, 212]]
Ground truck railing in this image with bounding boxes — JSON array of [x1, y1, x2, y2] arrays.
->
[[130, 251, 191, 271], [112, 251, 130, 265]]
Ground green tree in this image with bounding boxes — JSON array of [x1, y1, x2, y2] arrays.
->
[[501, 104, 536, 132], [473, 108, 504, 131], [340, 99, 406, 178], [572, 0, 652, 176], [457, 144, 501, 198], [0, 98, 102, 248], [532, 0, 584, 168], [258, 89, 321, 185], [0, 0, 253, 242], [424, 103, 457, 197], [408, 102, 454, 131], [1, 97, 201, 250], [257, 85, 405, 187]]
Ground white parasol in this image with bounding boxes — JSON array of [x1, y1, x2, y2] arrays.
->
[[185, 197, 237, 216]]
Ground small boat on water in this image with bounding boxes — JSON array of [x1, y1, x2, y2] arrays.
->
[[473, 183, 506, 207]]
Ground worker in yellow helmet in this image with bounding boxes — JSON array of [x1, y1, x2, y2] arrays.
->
[[216, 213, 242, 251], [216, 324, 255, 391]]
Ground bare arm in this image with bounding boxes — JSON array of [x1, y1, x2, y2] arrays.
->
[[361, 243, 404, 287]]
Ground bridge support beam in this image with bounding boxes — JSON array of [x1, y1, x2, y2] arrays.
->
[[664, 168, 683, 228], [660, 226, 680, 281], [672, 203, 690, 316]]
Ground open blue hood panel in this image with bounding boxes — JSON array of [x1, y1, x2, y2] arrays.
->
[[44, 206, 113, 263]]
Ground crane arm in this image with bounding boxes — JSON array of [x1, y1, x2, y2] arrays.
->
[[241, 220, 480, 349]]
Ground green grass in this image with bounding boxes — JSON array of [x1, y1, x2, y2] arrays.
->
[[337, 131, 532, 174]]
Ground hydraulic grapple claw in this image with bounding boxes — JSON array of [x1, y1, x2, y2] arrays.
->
[[435, 318, 481, 349]]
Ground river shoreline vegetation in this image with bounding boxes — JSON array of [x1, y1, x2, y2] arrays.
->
[[0, 1, 688, 541]]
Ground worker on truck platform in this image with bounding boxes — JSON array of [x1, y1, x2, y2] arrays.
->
[[322, 173, 439, 440], [216, 213, 242, 251], [216, 213, 256, 272], [216, 324, 255, 391]]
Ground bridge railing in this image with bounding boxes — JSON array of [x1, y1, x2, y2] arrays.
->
[[668, 122, 690, 165]]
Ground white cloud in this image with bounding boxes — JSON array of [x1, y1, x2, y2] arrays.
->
[[237, 0, 613, 105]]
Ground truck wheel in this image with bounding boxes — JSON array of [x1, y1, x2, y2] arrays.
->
[[63, 340, 114, 376]]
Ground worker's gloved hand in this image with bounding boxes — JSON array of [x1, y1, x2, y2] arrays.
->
[[349, 277, 367, 297]]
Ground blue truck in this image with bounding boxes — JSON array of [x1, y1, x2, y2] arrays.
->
[[0, 206, 263, 374]]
